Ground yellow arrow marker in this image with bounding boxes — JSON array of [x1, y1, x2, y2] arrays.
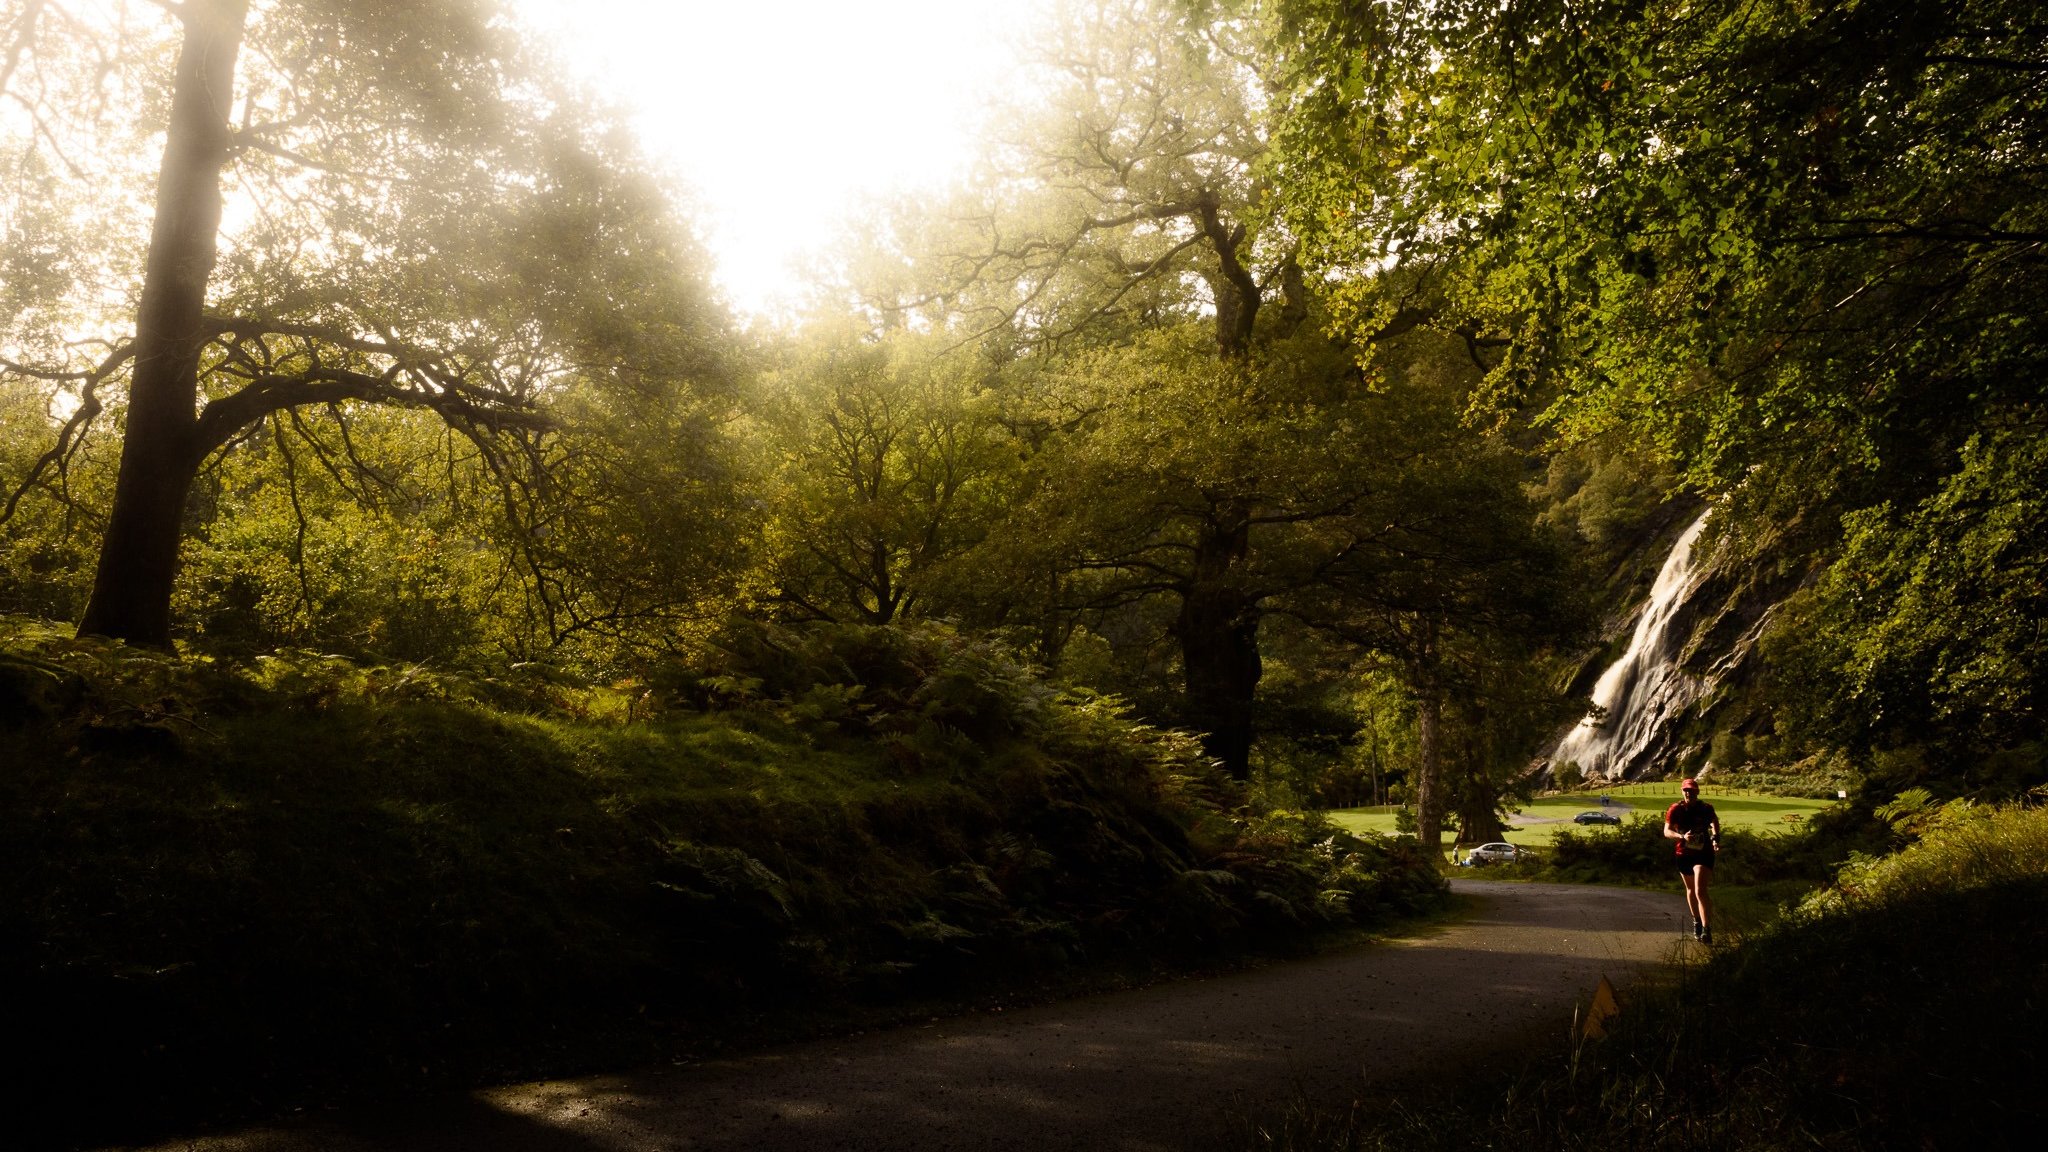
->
[[1579, 974, 1622, 1040]]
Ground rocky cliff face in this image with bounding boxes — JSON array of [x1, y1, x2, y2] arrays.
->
[[1547, 509, 1814, 782]]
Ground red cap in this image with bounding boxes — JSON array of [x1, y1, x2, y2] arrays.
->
[[1681, 777, 1699, 791]]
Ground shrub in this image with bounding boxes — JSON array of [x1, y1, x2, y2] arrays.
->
[[1543, 815, 1824, 887], [1807, 797, 2048, 912], [1708, 730, 1749, 771]]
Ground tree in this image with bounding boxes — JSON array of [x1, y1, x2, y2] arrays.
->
[[1769, 428, 2048, 794], [791, 0, 1588, 799], [0, 0, 730, 646], [1345, 665, 1416, 809], [1277, 0, 2044, 485], [1275, 414, 1588, 844], [1001, 321, 1399, 774], [754, 326, 1016, 626], [970, 304, 1585, 811], [173, 406, 530, 662], [867, 0, 1296, 360], [845, 0, 1408, 775], [1271, 0, 2048, 786], [1442, 633, 1579, 844]]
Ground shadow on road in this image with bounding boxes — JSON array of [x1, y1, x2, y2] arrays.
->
[[148, 882, 1681, 1152]]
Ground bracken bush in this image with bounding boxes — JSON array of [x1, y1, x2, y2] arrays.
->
[[1805, 792, 2048, 911]]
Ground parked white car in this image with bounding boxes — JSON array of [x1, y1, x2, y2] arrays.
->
[[1459, 842, 1524, 866]]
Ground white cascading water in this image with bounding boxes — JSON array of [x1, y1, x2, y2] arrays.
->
[[1551, 512, 1713, 780]]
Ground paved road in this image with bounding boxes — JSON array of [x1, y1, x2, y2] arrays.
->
[[139, 881, 1684, 1152]]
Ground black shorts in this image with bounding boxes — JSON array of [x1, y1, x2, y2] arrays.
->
[[1676, 848, 1715, 872]]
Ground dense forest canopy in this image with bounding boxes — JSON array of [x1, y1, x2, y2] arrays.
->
[[0, 0, 739, 657], [1272, 0, 2046, 796], [3, 0, 2042, 837]]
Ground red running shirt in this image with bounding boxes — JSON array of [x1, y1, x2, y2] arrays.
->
[[1665, 799, 1719, 855]]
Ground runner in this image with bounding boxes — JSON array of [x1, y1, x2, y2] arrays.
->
[[1664, 777, 1721, 943]]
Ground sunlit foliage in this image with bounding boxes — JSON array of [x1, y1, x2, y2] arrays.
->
[[1272, 0, 2048, 792]]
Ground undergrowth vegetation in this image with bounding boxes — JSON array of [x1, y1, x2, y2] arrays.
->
[[1236, 801, 2048, 1151], [0, 616, 1445, 1149], [1819, 789, 2048, 909], [1539, 811, 1871, 890]]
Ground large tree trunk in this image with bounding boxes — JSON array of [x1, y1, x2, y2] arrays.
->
[[1409, 615, 1445, 853], [1175, 198, 1267, 763], [1455, 793, 1508, 844], [77, 0, 248, 645], [1454, 718, 1508, 843], [1414, 686, 1443, 850], [1176, 507, 1261, 778]]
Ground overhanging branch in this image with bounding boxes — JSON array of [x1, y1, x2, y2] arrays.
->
[[193, 365, 552, 457]]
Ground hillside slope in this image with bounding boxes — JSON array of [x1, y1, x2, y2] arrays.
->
[[0, 619, 1445, 1149]]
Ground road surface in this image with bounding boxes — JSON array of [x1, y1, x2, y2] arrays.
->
[[137, 880, 1684, 1152]]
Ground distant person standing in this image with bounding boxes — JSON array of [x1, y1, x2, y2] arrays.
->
[[1664, 777, 1720, 943]]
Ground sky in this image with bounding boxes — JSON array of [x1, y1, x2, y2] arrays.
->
[[512, 1, 1053, 321]]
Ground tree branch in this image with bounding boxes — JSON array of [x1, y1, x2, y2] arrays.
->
[[0, 344, 133, 528], [192, 365, 552, 457]]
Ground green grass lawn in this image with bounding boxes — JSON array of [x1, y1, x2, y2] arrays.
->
[[1327, 785, 1839, 855]]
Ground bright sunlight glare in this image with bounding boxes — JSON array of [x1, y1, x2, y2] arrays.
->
[[513, 0, 1053, 321]]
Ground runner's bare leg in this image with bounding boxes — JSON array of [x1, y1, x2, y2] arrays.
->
[[1694, 864, 1712, 935]]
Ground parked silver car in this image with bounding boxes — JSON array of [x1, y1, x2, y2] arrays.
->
[[1459, 842, 1524, 866]]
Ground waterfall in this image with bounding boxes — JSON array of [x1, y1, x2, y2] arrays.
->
[[1552, 512, 1713, 781]]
